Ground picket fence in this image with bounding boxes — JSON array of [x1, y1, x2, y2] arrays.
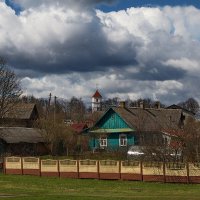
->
[[3, 157, 200, 183]]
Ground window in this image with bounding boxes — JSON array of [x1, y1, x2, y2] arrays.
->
[[100, 136, 107, 147], [119, 134, 127, 147]]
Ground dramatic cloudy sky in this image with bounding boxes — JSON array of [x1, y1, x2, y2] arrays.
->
[[1, 0, 200, 106]]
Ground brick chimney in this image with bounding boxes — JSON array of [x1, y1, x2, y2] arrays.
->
[[140, 101, 144, 109], [155, 101, 160, 109], [119, 101, 126, 108]]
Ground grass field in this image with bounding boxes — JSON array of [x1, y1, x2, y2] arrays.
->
[[0, 174, 200, 200]]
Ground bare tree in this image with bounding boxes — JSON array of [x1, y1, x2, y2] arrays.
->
[[35, 118, 77, 156], [129, 98, 165, 108], [164, 116, 200, 162], [178, 97, 199, 114], [62, 97, 86, 122], [0, 58, 22, 118], [181, 117, 200, 162], [102, 97, 119, 109]]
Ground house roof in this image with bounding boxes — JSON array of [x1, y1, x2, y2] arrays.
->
[[92, 90, 102, 98], [4, 103, 38, 120], [91, 106, 183, 133], [144, 108, 182, 130], [167, 104, 195, 115], [71, 123, 88, 133], [0, 127, 46, 143]]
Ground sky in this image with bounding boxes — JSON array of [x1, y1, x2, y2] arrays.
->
[[0, 0, 200, 106]]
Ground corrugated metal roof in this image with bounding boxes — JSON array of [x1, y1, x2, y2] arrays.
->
[[0, 127, 46, 143]]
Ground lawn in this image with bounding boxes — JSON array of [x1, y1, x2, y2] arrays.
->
[[0, 174, 199, 200]]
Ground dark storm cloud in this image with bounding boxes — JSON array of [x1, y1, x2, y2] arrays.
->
[[127, 64, 186, 81], [4, 34, 139, 75], [1, 2, 199, 80], [1, 9, 140, 76]]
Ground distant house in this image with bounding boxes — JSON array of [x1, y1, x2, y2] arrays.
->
[[70, 123, 89, 152], [0, 127, 48, 156], [0, 103, 39, 127], [71, 123, 88, 134], [0, 103, 48, 156], [86, 102, 187, 151], [166, 104, 195, 123]]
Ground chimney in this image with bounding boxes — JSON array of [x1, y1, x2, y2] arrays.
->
[[140, 101, 144, 109], [155, 101, 160, 109], [119, 101, 126, 108]]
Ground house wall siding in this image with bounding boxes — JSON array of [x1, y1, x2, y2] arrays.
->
[[90, 133, 134, 150], [89, 109, 135, 150], [97, 110, 130, 129]]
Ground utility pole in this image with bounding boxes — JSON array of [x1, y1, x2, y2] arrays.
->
[[54, 96, 57, 125], [46, 93, 52, 119], [49, 93, 52, 107]]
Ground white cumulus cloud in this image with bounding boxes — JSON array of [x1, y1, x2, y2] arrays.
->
[[0, 1, 200, 104]]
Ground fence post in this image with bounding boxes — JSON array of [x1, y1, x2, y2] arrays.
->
[[186, 162, 190, 184], [97, 160, 100, 180], [163, 161, 166, 183], [21, 157, 23, 175], [39, 158, 41, 177], [140, 161, 143, 181], [119, 160, 121, 180], [77, 160, 79, 179], [3, 157, 6, 175], [58, 160, 60, 178]]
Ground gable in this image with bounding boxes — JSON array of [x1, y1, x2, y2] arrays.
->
[[4, 103, 37, 120], [30, 105, 39, 120], [91, 108, 134, 133], [71, 123, 88, 133]]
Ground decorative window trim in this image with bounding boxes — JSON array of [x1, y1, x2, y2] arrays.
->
[[119, 134, 127, 147], [100, 136, 107, 148]]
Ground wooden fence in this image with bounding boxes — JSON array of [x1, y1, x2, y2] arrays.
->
[[3, 157, 200, 183]]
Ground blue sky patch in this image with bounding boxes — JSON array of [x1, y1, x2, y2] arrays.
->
[[5, 0, 22, 15], [97, 0, 200, 12]]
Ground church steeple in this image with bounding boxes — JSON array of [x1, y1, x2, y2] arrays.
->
[[92, 90, 102, 112]]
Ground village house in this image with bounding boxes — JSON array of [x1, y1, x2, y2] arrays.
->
[[0, 103, 48, 156], [86, 100, 192, 153], [70, 123, 89, 152], [0, 103, 39, 127]]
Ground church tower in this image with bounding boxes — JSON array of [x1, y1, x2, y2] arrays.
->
[[92, 90, 102, 112]]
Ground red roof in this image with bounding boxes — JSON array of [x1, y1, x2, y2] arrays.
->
[[92, 90, 102, 98], [163, 129, 184, 137], [71, 123, 88, 133]]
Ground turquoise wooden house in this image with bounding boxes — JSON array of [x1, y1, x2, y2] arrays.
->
[[87, 102, 185, 151], [88, 103, 136, 151]]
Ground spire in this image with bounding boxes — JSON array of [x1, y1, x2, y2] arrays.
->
[[92, 89, 102, 112], [92, 90, 102, 98]]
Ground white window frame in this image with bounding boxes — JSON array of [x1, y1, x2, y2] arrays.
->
[[119, 134, 127, 147], [100, 136, 107, 148]]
